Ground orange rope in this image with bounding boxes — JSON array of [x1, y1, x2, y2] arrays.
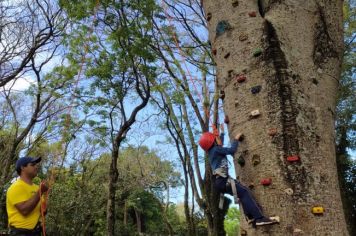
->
[[161, 0, 218, 132], [39, 182, 48, 236], [41, 0, 101, 234]]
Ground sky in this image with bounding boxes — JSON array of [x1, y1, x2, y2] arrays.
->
[[3, 76, 35, 92]]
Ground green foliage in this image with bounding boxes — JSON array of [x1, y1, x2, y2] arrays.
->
[[224, 207, 240, 236], [38, 144, 182, 235], [126, 189, 166, 233], [59, 0, 160, 149], [336, 1, 356, 234], [59, 0, 99, 20]]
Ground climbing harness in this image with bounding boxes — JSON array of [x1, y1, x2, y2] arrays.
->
[[213, 168, 239, 209]]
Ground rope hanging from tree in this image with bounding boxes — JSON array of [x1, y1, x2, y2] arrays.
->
[[40, 1, 101, 235], [161, 0, 221, 138]]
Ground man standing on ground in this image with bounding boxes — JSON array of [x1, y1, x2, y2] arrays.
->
[[6, 157, 48, 236]]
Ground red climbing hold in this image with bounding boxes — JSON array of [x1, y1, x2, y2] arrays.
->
[[260, 178, 272, 186], [287, 155, 300, 162], [248, 11, 257, 17], [236, 74, 246, 83]]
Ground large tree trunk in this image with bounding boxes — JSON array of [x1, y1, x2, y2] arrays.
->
[[203, 0, 348, 235]]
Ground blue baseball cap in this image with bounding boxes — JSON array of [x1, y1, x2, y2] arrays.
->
[[15, 157, 41, 172]]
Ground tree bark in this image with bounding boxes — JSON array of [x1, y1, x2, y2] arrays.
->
[[107, 148, 119, 236], [203, 0, 348, 235], [135, 208, 142, 233]]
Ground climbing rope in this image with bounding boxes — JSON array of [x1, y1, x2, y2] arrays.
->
[[160, 0, 221, 136], [39, 1, 101, 235]]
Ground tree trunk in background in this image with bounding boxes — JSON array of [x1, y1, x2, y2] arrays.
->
[[135, 209, 142, 233], [107, 148, 119, 236], [203, 0, 348, 235]]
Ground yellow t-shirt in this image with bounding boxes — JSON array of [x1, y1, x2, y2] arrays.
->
[[6, 178, 41, 229]]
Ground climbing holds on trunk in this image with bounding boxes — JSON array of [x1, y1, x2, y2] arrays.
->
[[236, 74, 246, 83], [224, 52, 231, 59], [250, 109, 261, 118], [237, 155, 245, 166], [287, 155, 300, 162], [212, 48, 217, 55], [260, 178, 272, 186], [219, 90, 225, 100], [253, 48, 262, 57], [268, 128, 277, 136], [224, 115, 230, 124], [231, 0, 239, 7], [312, 206, 324, 215], [269, 216, 280, 223], [252, 154, 261, 166], [284, 188, 294, 195], [248, 11, 257, 17], [216, 20, 232, 37], [206, 12, 212, 21], [251, 85, 262, 94], [239, 34, 248, 41], [227, 70, 234, 78]]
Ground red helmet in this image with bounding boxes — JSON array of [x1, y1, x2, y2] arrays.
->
[[199, 132, 216, 151]]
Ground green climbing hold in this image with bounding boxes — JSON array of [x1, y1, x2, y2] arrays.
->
[[216, 21, 231, 37], [253, 48, 263, 57], [238, 155, 245, 167]]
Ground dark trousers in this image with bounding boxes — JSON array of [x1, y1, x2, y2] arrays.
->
[[9, 223, 42, 236], [214, 176, 264, 220]]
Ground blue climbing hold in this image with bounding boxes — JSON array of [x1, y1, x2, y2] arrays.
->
[[216, 21, 231, 37], [251, 85, 262, 94]]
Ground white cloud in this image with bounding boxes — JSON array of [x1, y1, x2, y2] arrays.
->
[[3, 76, 35, 92]]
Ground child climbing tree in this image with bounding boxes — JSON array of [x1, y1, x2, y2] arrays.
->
[[202, 0, 349, 235]]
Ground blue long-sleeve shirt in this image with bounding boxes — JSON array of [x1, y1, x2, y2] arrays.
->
[[207, 133, 239, 171]]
